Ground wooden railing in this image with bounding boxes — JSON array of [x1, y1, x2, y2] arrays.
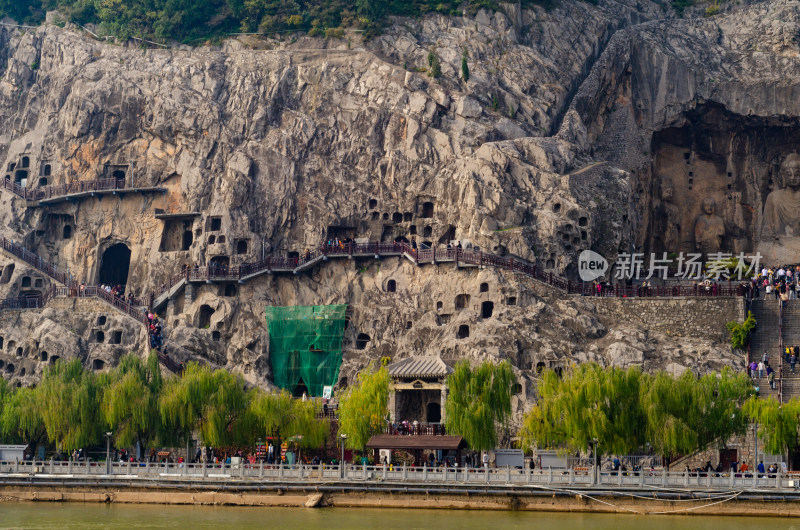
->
[[0, 236, 71, 284], [157, 351, 182, 374], [2, 177, 128, 201], [153, 241, 748, 302], [55, 286, 147, 325]]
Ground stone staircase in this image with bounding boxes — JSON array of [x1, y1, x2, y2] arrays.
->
[[779, 300, 800, 401], [747, 299, 782, 399], [749, 299, 781, 365]]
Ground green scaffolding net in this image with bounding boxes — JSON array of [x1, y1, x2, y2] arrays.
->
[[265, 304, 347, 397]]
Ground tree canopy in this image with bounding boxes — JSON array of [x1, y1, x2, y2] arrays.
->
[[0, 385, 45, 446], [158, 362, 250, 447], [101, 353, 163, 449], [0, 0, 564, 44], [246, 388, 328, 449], [444, 360, 515, 451], [36, 358, 103, 451], [521, 363, 753, 457], [337, 362, 390, 451], [0, 355, 328, 453], [743, 397, 800, 457]]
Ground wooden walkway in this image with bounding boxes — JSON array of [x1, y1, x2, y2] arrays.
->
[[1, 177, 166, 205], [151, 241, 748, 309]]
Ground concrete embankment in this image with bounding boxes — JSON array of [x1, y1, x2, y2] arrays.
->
[[3, 478, 800, 516]]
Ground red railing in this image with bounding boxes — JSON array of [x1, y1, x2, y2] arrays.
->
[[157, 351, 182, 374], [779, 298, 784, 404], [0, 236, 71, 284], [53, 285, 147, 324], [151, 241, 750, 304], [0, 285, 55, 311], [2, 177, 128, 201]]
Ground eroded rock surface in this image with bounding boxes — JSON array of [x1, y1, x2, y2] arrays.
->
[[0, 0, 791, 417]]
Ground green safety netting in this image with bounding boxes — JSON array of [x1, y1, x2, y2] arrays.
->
[[265, 304, 347, 397]]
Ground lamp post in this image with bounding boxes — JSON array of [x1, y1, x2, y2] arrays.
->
[[104, 432, 113, 475], [754, 421, 758, 475], [340, 433, 348, 479]]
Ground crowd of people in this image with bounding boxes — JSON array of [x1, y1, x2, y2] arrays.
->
[[98, 283, 125, 298], [753, 265, 800, 302], [145, 311, 163, 351], [686, 458, 785, 477]]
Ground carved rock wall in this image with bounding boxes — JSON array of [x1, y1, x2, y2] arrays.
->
[[1, 0, 793, 410]]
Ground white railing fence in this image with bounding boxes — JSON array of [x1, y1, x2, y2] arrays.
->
[[0, 460, 795, 489]]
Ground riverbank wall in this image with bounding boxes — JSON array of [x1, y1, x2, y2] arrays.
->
[[3, 479, 800, 516]]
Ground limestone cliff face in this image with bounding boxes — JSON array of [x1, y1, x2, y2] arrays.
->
[[0, 0, 787, 410], [563, 0, 800, 260]]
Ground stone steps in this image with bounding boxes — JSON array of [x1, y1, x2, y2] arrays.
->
[[749, 299, 781, 364]]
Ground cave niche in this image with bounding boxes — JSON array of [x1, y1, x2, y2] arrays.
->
[[644, 103, 800, 258]]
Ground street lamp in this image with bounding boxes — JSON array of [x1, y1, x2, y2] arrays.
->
[[340, 433, 348, 479], [104, 432, 113, 475]]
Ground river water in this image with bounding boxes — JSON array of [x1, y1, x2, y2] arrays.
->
[[1, 504, 799, 529]]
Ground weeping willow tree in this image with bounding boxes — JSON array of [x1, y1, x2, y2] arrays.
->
[[246, 389, 328, 449], [337, 362, 390, 451], [445, 360, 515, 451], [692, 367, 752, 450], [0, 385, 45, 447], [158, 362, 249, 448], [522, 363, 753, 457], [640, 371, 698, 457], [0, 378, 8, 408], [520, 363, 646, 454], [36, 359, 102, 450], [744, 397, 800, 456], [100, 353, 163, 449]]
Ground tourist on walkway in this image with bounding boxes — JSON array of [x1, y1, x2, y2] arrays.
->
[[758, 361, 765, 379], [768, 367, 776, 389], [791, 353, 797, 374], [749, 361, 758, 378]]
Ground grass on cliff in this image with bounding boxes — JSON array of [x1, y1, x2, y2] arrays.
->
[[4, 0, 567, 45]]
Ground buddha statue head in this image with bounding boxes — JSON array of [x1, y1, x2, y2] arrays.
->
[[702, 197, 717, 216], [781, 153, 800, 190]]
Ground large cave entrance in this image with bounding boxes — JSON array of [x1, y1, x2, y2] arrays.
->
[[99, 243, 131, 286], [642, 103, 800, 261]]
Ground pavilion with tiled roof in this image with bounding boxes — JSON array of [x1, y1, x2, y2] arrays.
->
[[386, 355, 452, 425]]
